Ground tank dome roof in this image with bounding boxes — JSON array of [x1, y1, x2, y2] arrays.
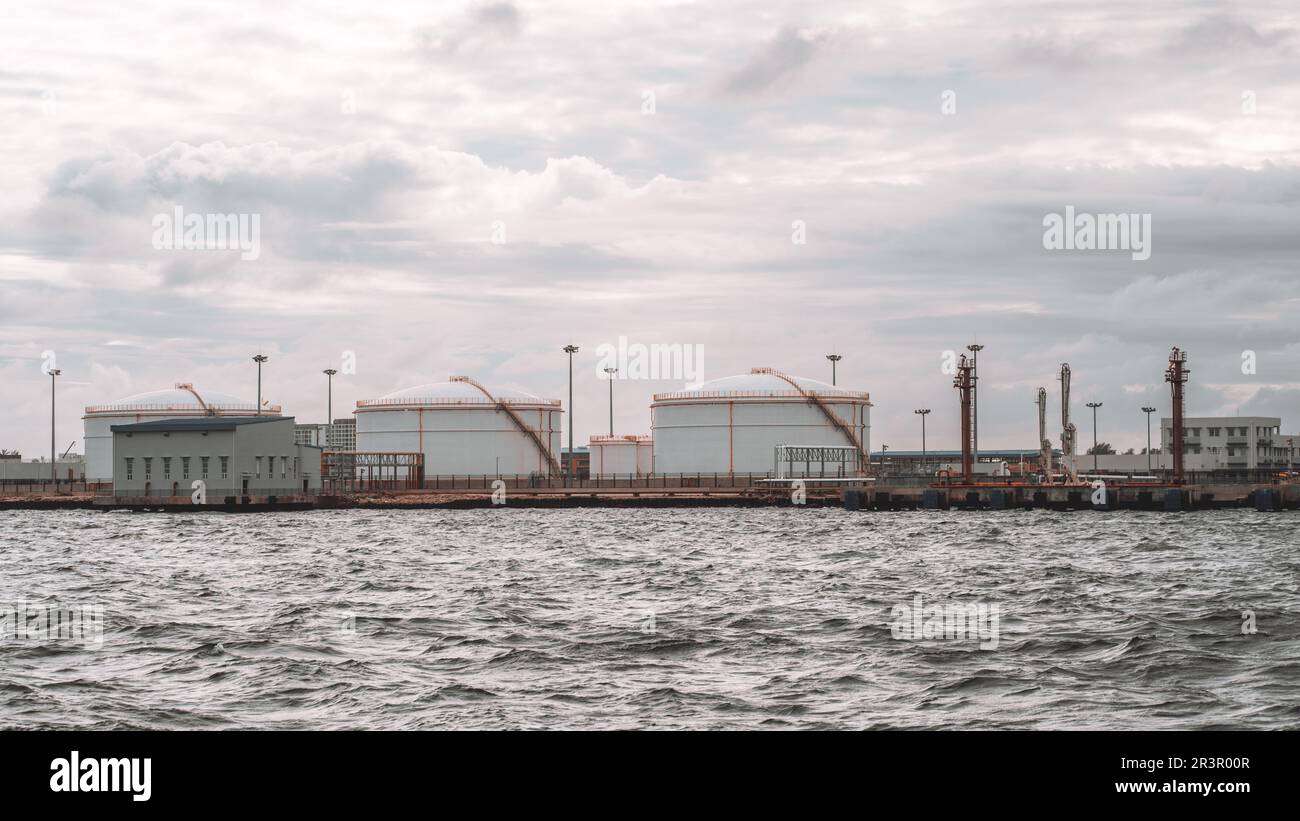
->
[[85, 383, 275, 415], [358, 376, 560, 408], [654, 368, 869, 402]]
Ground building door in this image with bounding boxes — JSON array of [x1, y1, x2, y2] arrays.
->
[[171, 481, 178, 497], [242, 478, 249, 495], [145, 481, 151, 497], [303, 478, 309, 493]]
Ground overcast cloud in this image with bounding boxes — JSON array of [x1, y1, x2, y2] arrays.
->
[[2, 0, 1298, 457]]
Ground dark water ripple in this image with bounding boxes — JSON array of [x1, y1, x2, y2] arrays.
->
[[1, 508, 1298, 729]]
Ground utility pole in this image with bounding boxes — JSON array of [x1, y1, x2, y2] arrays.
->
[[252, 354, 268, 415], [1141, 406, 1157, 474], [914, 408, 930, 475], [563, 345, 579, 485], [966, 344, 983, 465], [1086, 401, 1103, 471], [826, 354, 842, 386], [603, 366, 617, 435], [49, 368, 61, 483]]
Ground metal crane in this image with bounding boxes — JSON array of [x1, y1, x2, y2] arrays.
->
[[1059, 364, 1079, 483], [1036, 387, 1053, 479]]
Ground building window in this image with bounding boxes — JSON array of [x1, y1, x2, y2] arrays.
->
[[281, 456, 287, 479], [255, 456, 262, 478], [1209, 427, 1220, 436], [201, 456, 209, 479], [143, 457, 152, 480], [125, 458, 134, 480], [293, 457, 299, 476], [220, 456, 229, 479]]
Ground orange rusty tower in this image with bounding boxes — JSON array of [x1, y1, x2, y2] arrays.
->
[[954, 354, 977, 483], [1165, 347, 1189, 484]]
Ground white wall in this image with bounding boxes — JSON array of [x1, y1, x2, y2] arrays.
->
[[356, 406, 562, 475], [652, 397, 869, 474]]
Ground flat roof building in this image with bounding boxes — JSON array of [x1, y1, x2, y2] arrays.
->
[[110, 416, 321, 503], [1160, 416, 1299, 470]]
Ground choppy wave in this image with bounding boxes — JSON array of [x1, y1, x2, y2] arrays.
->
[[0, 508, 1297, 729]]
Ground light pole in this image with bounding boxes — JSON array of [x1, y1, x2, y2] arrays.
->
[[966, 344, 983, 464], [914, 409, 930, 474], [252, 354, 268, 415], [1086, 401, 1103, 471], [49, 368, 61, 483], [1141, 406, 1156, 474], [323, 368, 338, 447], [603, 366, 617, 435], [880, 443, 889, 471], [826, 354, 842, 386], [563, 344, 579, 485]]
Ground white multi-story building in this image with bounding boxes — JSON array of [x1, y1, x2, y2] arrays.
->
[[294, 418, 357, 451], [327, 417, 356, 451], [1160, 416, 1299, 470], [294, 423, 329, 447]]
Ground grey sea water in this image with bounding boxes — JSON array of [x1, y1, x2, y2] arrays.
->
[[1, 508, 1297, 730]]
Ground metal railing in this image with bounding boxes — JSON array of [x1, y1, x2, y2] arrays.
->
[[320, 471, 880, 493], [355, 397, 560, 408], [0, 480, 101, 494], [83, 403, 277, 414], [652, 389, 871, 402]]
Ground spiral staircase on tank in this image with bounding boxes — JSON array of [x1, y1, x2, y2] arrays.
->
[[753, 368, 867, 471], [450, 376, 561, 476]]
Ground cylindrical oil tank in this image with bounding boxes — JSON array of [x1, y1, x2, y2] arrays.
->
[[82, 383, 277, 482], [354, 376, 562, 476], [588, 435, 654, 477], [651, 368, 871, 475]]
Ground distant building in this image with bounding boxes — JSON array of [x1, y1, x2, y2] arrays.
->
[[295, 418, 356, 451], [327, 417, 356, 451], [874, 449, 1057, 473], [0, 455, 86, 482], [110, 416, 321, 501], [1161, 416, 1299, 470], [561, 447, 589, 480], [295, 423, 329, 446]]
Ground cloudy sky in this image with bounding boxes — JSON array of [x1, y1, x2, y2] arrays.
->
[[2, 0, 1299, 458]]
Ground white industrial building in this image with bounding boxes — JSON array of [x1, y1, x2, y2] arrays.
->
[[588, 435, 653, 477], [651, 368, 871, 475], [1160, 416, 1298, 470], [354, 376, 562, 476], [83, 383, 281, 482]]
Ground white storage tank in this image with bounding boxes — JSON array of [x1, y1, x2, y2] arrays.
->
[[588, 435, 653, 477], [354, 376, 562, 476], [83, 383, 277, 482], [651, 368, 871, 475]]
